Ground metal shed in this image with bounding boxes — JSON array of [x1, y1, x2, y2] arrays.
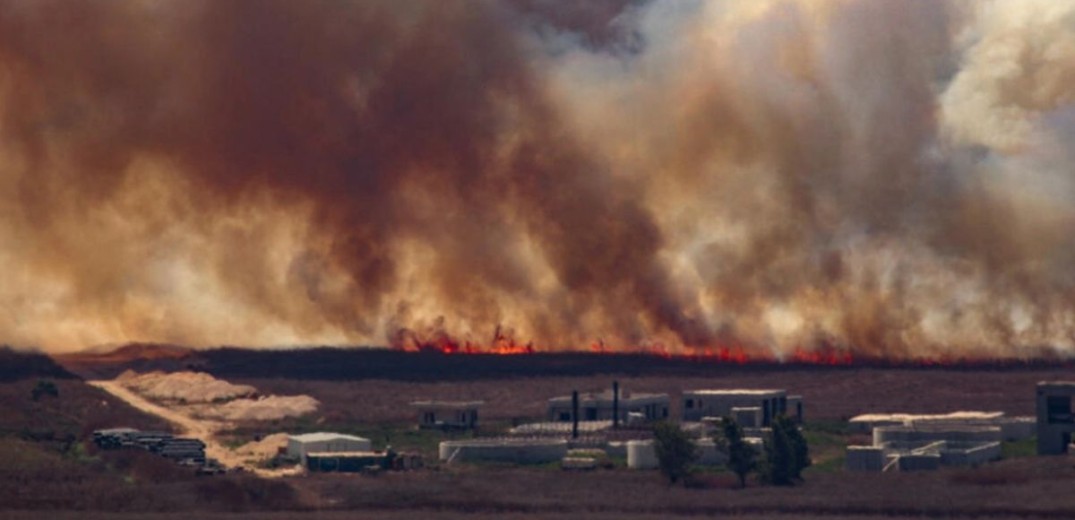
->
[[287, 432, 372, 463]]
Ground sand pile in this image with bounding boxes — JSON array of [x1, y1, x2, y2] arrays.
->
[[117, 370, 319, 422], [202, 395, 321, 422], [235, 432, 290, 459], [118, 370, 256, 403]]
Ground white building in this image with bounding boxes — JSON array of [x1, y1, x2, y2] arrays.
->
[[848, 411, 1034, 441], [287, 432, 372, 463], [411, 400, 483, 430], [1037, 381, 1075, 455], [548, 389, 669, 423], [682, 389, 788, 425]]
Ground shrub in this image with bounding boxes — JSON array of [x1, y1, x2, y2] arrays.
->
[[652, 421, 698, 485], [31, 380, 59, 401], [717, 417, 756, 488], [760, 415, 810, 486]]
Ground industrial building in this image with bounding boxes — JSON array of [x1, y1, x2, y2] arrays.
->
[[287, 432, 372, 464], [848, 411, 1035, 441], [1036, 381, 1075, 455], [681, 389, 791, 425], [548, 388, 669, 423], [411, 400, 483, 430], [846, 419, 1005, 471]]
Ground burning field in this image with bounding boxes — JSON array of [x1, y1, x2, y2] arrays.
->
[[4, 1, 1075, 518], [0, 0, 1074, 361]]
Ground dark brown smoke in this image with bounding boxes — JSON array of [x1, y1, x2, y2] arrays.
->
[[1, 0, 1073, 358]]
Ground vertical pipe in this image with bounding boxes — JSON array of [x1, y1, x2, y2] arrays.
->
[[572, 390, 579, 440], [612, 381, 620, 429]]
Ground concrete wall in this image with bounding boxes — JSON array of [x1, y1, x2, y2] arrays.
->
[[873, 426, 1001, 446], [439, 439, 568, 465], [626, 440, 658, 470], [939, 442, 1002, 467], [846, 446, 885, 471], [682, 391, 787, 425], [548, 395, 670, 423], [696, 439, 727, 466], [732, 407, 762, 428], [897, 454, 941, 471], [997, 417, 1035, 441]]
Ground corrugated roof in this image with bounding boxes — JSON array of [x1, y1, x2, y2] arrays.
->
[[289, 432, 370, 443]]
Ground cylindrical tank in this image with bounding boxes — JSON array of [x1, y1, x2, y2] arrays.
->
[[626, 439, 658, 469]]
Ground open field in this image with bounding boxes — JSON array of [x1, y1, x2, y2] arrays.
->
[[6, 346, 1075, 518], [237, 365, 1067, 424]]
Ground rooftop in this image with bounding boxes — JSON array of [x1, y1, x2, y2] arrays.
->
[[850, 411, 1005, 423], [290, 432, 370, 444], [305, 451, 382, 457], [685, 389, 786, 396], [410, 400, 484, 409], [548, 390, 668, 404], [1038, 381, 1075, 391]]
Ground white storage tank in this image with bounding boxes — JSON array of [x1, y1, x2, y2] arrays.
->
[[626, 439, 658, 470]]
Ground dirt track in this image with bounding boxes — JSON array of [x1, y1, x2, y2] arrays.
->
[[88, 380, 296, 477]]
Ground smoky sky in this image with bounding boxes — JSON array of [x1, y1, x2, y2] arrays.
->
[[1, 0, 1073, 358]]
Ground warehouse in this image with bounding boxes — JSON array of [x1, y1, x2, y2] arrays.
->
[[287, 432, 372, 464]]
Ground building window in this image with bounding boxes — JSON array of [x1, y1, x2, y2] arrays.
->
[[685, 399, 694, 409], [559, 412, 571, 422]]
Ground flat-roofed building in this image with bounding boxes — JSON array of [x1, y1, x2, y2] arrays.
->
[[411, 400, 483, 430], [1037, 381, 1075, 455], [548, 389, 669, 423], [287, 432, 372, 464], [682, 389, 788, 426]]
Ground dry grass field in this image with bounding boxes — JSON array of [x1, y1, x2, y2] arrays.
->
[[240, 365, 1067, 425], [4, 346, 1075, 519]]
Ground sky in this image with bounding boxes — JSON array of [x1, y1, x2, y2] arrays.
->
[[0, 0, 1073, 357]]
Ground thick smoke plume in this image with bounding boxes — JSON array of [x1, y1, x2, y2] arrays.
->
[[0, 0, 1073, 358]]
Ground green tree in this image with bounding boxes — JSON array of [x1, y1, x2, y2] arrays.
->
[[652, 421, 699, 485], [31, 379, 58, 401], [717, 417, 756, 488], [761, 415, 810, 485], [785, 416, 811, 480]]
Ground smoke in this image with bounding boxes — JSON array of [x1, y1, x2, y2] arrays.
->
[[0, 0, 1072, 357]]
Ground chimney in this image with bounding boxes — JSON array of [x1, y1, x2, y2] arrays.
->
[[612, 380, 619, 429], [572, 390, 579, 440]]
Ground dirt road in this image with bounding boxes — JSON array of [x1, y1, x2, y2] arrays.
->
[[89, 380, 297, 477]]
